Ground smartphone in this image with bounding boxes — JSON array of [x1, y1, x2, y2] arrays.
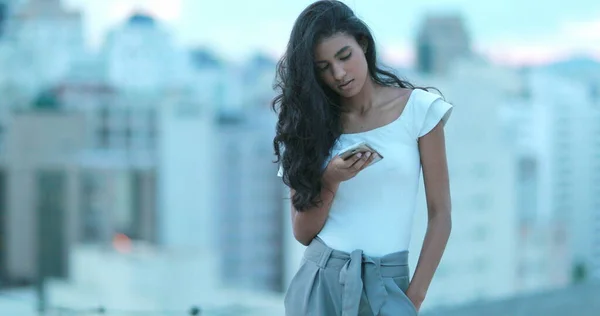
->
[[338, 141, 383, 166]]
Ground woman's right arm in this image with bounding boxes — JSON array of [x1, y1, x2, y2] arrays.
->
[[289, 152, 375, 246], [290, 178, 339, 246]]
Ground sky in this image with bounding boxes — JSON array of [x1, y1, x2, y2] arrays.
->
[[61, 0, 600, 66]]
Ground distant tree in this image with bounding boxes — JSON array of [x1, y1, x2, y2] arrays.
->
[[32, 89, 61, 110], [572, 261, 587, 284]]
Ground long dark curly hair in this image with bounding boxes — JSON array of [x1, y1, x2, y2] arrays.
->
[[272, 0, 434, 211]]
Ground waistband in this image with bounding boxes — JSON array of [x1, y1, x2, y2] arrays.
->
[[304, 237, 409, 316]]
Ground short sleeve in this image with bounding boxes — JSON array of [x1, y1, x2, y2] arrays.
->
[[413, 90, 453, 138]]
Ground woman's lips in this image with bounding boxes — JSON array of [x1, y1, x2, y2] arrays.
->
[[338, 79, 353, 90]]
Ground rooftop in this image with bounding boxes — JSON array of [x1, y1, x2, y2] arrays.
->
[[423, 280, 600, 316], [127, 12, 156, 27], [0, 242, 285, 316]]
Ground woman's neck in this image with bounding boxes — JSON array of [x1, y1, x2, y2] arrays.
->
[[340, 77, 380, 116]]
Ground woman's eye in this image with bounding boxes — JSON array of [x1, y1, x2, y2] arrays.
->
[[340, 53, 352, 61]]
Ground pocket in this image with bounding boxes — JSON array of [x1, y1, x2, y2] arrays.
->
[[284, 260, 307, 304], [284, 260, 320, 315], [392, 276, 418, 315], [392, 276, 410, 292], [284, 261, 304, 310]]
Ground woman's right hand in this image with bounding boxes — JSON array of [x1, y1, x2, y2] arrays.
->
[[323, 151, 377, 186]]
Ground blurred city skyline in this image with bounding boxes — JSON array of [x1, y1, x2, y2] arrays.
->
[[61, 0, 600, 65]]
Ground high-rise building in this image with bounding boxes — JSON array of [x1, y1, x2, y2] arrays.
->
[[408, 61, 520, 310], [1, 102, 86, 286], [156, 88, 217, 251], [535, 58, 600, 279], [500, 75, 571, 293], [0, 0, 20, 39], [416, 15, 472, 75], [103, 12, 191, 91], [2, 0, 84, 93], [523, 70, 600, 281], [55, 81, 159, 245], [215, 107, 285, 293], [0, 1, 9, 38], [188, 48, 227, 112]]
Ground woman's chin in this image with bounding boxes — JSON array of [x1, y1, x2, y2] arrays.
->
[[336, 79, 366, 98], [337, 87, 359, 98]]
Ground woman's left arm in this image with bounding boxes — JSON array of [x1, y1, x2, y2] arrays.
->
[[407, 121, 452, 311]]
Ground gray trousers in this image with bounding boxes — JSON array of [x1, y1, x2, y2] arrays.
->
[[284, 237, 418, 316]]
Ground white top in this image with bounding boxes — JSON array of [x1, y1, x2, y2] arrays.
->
[[279, 89, 453, 256]]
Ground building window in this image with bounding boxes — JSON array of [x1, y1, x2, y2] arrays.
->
[[124, 126, 132, 150], [473, 164, 486, 178], [0, 169, 6, 283], [36, 170, 67, 278], [0, 4, 6, 37], [472, 194, 489, 211], [435, 263, 450, 278], [176, 102, 201, 118], [97, 106, 110, 149], [518, 157, 537, 181], [474, 257, 488, 273], [590, 84, 599, 102], [473, 226, 487, 241], [79, 172, 103, 243], [416, 42, 433, 74]]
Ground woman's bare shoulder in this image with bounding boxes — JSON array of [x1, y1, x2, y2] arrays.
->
[[378, 86, 413, 110]]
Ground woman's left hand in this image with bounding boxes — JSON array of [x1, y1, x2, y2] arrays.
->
[[406, 287, 424, 312]]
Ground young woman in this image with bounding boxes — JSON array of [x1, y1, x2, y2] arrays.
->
[[272, 1, 453, 315]]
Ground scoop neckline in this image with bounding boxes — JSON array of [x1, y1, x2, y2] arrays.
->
[[340, 88, 417, 136]]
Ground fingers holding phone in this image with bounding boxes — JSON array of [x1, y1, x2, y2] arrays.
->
[[348, 151, 377, 171], [323, 141, 383, 185], [324, 151, 378, 184]]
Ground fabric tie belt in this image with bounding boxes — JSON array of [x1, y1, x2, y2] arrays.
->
[[304, 237, 410, 316]]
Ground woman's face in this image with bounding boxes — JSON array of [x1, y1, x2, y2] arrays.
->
[[314, 33, 369, 98]]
